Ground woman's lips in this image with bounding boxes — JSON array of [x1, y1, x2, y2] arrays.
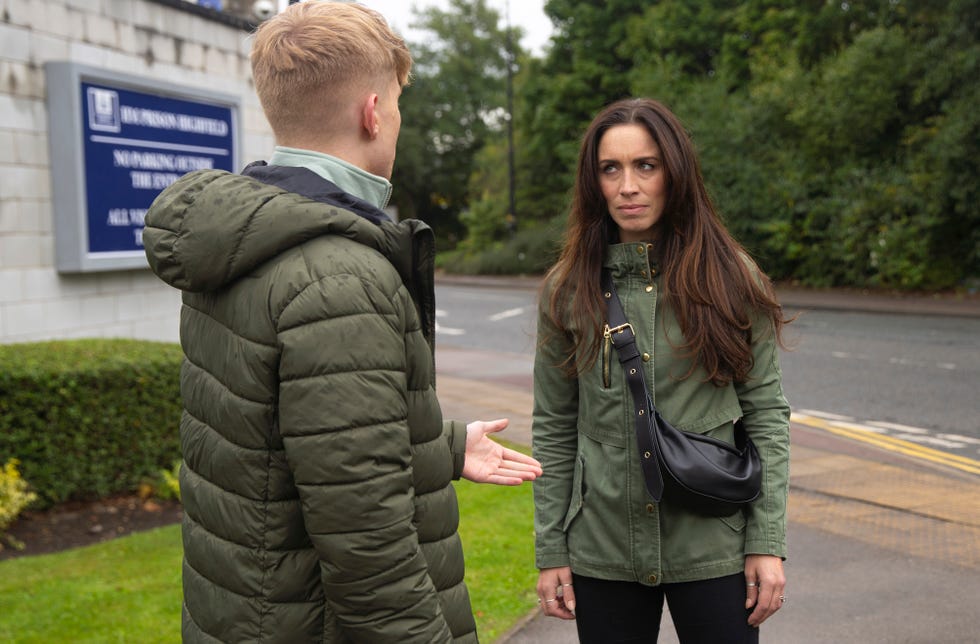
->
[[618, 204, 646, 213]]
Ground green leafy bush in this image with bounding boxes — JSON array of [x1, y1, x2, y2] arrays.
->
[[0, 458, 38, 550], [143, 460, 181, 503], [437, 217, 564, 276], [0, 339, 183, 509]]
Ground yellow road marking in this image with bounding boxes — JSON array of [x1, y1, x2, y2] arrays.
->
[[791, 413, 980, 476]]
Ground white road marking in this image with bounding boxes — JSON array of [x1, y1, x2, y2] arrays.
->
[[830, 421, 889, 434], [892, 434, 970, 448], [489, 307, 526, 322], [937, 433, 980, 445], [796, 410, 980, 454], [435, 321, 466, 336], [868, 421, 930, 434], [797, 409, 853, 421]]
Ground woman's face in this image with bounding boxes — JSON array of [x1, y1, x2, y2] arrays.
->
[[597, 123, 667, 243]]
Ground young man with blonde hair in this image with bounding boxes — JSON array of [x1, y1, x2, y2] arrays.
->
[[143, 3, 540, 642]]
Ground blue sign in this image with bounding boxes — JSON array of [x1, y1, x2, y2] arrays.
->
[[80, 82, 236, 255]]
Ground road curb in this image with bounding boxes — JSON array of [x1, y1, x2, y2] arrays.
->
[[435, 274, 980, 319]]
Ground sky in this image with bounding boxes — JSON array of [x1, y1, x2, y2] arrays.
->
[[355, 0, 553, 55]]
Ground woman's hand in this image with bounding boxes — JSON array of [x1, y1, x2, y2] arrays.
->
[[537, 566, 576, 620], [462, 419, 543, 485], [744, 554, 786, 627]]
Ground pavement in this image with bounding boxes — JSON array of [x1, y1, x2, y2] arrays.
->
[[433, 276, 980, 643]]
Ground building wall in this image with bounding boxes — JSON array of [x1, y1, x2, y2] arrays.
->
[[0, 0, 274, 344]]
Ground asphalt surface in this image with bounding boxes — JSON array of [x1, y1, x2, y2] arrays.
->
[[433, 277, 980, 643]]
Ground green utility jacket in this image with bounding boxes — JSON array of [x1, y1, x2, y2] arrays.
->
[[144, 167, 477, 643], [532, 242, 790, 585]]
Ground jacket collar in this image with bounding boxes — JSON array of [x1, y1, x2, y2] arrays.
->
[[267, 146, 394, 211], [241, 161, 391, 225]]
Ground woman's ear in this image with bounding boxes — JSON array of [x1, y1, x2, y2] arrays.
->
[[361, 93, 380, 140]]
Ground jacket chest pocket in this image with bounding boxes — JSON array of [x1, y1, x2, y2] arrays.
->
[[580, 358, 630, 448]]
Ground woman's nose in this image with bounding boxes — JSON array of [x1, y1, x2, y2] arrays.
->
[[620, 171, 638, 195]]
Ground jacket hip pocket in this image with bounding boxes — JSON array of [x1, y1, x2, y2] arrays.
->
[[562, 454, 585, 532]]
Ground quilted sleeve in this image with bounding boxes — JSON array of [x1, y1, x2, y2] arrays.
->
[[276, 265, 452, 643]]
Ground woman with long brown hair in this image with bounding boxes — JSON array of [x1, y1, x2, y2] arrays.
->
[[532, 97, 791, 643]]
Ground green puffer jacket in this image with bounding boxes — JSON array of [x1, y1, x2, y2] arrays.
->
[[144, 167, 477, 643], [532, 242, 790, 585]]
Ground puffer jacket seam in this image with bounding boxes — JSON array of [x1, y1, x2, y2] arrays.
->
[[284, 416, 412, 439], [182, 409, 271, 453], [277, 308, 398, 336], [274, 225, 397, 326], [183, 300, 278, 349], [281, 367, 401, 385], [183, 357, 271, 407]]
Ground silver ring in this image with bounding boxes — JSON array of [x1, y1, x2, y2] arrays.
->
[[779, 595, 786, 602], [562, 583, 573, 587], [746, 582, 758, 587], [544, 598, 557, 604]]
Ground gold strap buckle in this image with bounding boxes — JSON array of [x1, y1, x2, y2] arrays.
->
[[603, 323, 634, 340]]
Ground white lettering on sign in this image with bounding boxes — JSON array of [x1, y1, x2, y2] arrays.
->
[[119, 106, 229, 136], [112, 149, 214, 172], [131, 171, 153, 189], [106, 208, 148, 230], [129, 171, 181, 190], [107, 208, 129, 226], [153, 173, 181, 189], [133, 227, 144, 247]]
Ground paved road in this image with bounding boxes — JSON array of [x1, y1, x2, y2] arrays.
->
[[434, 279, 980, 465], [433, 277, 980, 643]]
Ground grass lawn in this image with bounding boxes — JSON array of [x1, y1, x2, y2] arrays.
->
[[0, 456, 539, 642], [0, 525, 183, 643]]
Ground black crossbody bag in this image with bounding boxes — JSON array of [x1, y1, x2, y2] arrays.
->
[[601, 269, 762, 516]]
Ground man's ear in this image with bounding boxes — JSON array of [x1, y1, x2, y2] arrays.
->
[[361, 93, 380, 140]]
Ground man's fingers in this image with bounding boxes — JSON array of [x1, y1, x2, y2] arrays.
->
[[503, 448, 542, 466], [500, 459, 542, 475], [482, 418, 509, 433], [496, 468, 538, 481], [486, 475, 524, 486]]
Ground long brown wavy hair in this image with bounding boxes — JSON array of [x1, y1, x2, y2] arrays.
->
[[544, 97, 789, 386]]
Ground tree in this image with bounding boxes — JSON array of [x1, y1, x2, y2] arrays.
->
[[514, 0, 651, 223], [391, 0, 522, 247]]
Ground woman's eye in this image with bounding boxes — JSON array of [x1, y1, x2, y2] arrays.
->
[[601, 164, 618, 174]]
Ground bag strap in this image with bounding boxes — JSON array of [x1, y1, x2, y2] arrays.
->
[[601, 269, 664, 501]]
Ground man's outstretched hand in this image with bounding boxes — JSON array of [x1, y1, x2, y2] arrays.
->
[[462, 419, 543, 485]]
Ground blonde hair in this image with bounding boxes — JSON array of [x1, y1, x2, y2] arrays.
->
[[251, 1, 412, 141]]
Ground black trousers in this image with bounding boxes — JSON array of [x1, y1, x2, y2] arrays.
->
[[572, 572, 759, 644]]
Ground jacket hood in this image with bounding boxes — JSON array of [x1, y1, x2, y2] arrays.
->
[[143, 168, 431, 294]]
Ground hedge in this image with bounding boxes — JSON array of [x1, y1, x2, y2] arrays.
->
[[0, 339, 183, 509]]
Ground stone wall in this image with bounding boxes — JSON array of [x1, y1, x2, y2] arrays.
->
[[0, 0, 274, 343]]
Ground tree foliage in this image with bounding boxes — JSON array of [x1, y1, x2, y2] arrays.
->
[[392, 0, 519, 245], [392, 0, 978, 289]]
